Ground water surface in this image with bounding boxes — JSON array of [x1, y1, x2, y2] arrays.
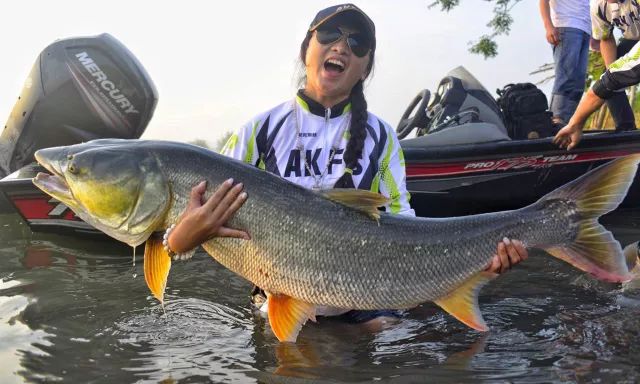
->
[[1, 210, 639, 383]]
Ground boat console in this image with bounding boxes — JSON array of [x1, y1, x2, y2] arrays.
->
[[397, 66, 519, 147]]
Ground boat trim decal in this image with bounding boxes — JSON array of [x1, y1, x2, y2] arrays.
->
[[406, 150, 639, 178]]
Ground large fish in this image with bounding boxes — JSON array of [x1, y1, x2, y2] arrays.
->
[[32, 139, 638, 342]]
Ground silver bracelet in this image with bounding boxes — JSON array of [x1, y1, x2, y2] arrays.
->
[[162, 224, 196, 261]]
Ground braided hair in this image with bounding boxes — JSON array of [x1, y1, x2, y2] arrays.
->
[[298, 31, 376, 189]]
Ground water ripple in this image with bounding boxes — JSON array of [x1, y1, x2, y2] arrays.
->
[[109, 297, 258, 382], [1, 211, 640, 382]]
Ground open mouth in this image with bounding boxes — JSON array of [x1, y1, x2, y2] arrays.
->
[[33, 172, 73, 201], [324, 58, 345, 74], [34, 150, 64, 177], [33, 151, 74, 201]]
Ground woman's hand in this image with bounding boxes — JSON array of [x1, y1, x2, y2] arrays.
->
[[168, 179, 250, 253], [486, 238, 528, 274]]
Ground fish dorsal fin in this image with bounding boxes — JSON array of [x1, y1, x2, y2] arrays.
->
[[434, 271, 497, 331], [144, 236, 172, 304], [320, 189, 390, 221], [267, 293, 316, 342]]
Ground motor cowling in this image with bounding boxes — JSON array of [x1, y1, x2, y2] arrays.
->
[[0, 33, 158, 178]]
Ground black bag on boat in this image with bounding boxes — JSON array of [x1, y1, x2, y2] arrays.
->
[[496, 83, 555, 140], [0, 33, 158, 178]]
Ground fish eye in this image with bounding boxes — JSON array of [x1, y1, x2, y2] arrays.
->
[[68, 164, 77, 174]]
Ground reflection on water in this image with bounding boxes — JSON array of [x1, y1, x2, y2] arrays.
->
[[0, 279, 55, 384], [0, 209, 639, 383]]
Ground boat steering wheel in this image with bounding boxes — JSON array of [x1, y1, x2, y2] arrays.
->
[[396, 89, 431, 139]]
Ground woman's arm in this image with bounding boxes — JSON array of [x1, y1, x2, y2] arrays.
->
[[487, 238, 528, 274], [167, 179, 249, 254], [167, 119, 265, 254]]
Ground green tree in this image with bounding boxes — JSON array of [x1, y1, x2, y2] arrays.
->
[[585, 51, 606, 89], [429, 0, 522, 59], [214, 131, 233, 153], [186, 134, 233, 153], [188, 139, 211, 149]]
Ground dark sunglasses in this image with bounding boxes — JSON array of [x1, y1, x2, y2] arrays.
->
[[315, 26, 372, 57]]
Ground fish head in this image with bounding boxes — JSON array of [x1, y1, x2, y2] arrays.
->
[[33, 141, 171, 247]]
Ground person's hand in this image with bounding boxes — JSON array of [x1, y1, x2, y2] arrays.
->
[[168, 179, 250, 253], [485, 238, 528, 274], [553, 123, 583, 150], [545, 25, 560, 46]]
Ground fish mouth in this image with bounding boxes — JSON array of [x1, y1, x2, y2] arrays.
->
[[33, 149, 75, 203], [33, 172, 74, 203], [34, 149, 64, 177]]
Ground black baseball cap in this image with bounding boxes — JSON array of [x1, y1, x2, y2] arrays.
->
[[308, 4, 376, 50]]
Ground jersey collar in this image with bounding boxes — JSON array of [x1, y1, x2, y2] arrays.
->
[[296, 90, 352, 118]]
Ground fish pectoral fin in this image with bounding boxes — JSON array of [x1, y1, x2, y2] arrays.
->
[[320, 189, 390, 221], [434, 271, 497, 331], [267, 293, 316, 343], [144, 236, 171, 304]]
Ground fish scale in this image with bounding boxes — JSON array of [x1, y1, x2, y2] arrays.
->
[[32, 140, 638, 341], [153, 144, 576, 309]]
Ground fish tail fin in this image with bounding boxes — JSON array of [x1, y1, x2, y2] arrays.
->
[[541, 154, 640, 283], [544, 220, 630, 282]]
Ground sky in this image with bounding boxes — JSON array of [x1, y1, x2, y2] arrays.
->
[[0, 0, 553, 148]]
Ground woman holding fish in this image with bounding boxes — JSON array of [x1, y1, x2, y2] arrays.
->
[[165, 4, 528, 326]]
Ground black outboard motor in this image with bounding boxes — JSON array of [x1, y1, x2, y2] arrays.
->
[[0, 33, 158, 178]]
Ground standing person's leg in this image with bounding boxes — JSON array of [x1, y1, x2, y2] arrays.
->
[[605, 38, 637, 131], [550, 28, 588, 124], [566, 30, 590, 122], [606, 94, 634, 130]]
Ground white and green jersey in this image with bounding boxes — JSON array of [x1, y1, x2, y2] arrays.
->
[[593, 39, 640, 98], [221, 90, 415, 216], [591, 0, 640, 40]]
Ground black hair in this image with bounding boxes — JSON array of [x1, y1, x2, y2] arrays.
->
[[298, 30, 375, 189]]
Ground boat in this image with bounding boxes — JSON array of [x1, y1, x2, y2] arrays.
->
[[0, 35, 638, 237], [397, 67, 640, 217], [0, 33, 156, 236]]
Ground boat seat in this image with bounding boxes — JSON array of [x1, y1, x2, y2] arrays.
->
[[400, 122, 511, 148]]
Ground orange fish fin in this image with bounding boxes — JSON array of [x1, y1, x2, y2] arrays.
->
[[144, 236, 171, 304], [434, 271, 497, 331], [321, 189, 389, 220], [544, 219, 632, 283], [540, 154, 640, 282], [274, 341, 321, 377], [267, 293, 316, 343]]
